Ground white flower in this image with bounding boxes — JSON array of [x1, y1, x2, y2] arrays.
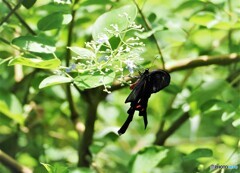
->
[[96, 34, 109, 44], [125, 46, 131, 52], [124, 59, 136, 74], [110, 24, 119, 32]]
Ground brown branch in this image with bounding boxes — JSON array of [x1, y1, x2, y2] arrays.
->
[[0, 150, 32, 173], [78, 88, 107, 167], [132, 0, 165, 70], [154, 112, 190, 145], [154, 54, 239, 145], [110, 53, 239, 145], [154, 66, 240, 145], [167, 53, 240, 72], [156, 69, 194, 138], [63, 0, 99, 168], [110, 53, 240, 92]]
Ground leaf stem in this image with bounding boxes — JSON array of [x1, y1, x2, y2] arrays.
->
[[132, 0, 166, 70]]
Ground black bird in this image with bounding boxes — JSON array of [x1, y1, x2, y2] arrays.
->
[[118, 69, 171, 135]]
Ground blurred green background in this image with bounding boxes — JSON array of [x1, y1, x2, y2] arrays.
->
[[0, 0, 239, 173]]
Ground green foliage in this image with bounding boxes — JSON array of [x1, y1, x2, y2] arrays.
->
[[39, 75, 72, 89], [37, 12, 72, 31], [74, 70, 115, 90], [0, 0, 239, 173], [9, 56, 61, 69], [22, 0, 37, 9], [92, 5, 137, 40], [0, 91, 24, 124], [12, 36, 56, 54], [183, 148, 213, 161], [62, 5, 144, 91], [129, 146, 169, 173]]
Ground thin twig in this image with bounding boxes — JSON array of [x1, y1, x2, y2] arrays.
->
[[0, 150, 32, 173], [167, 53, 240, 72], [0, 37, 11, 45], [65, 0, 80, 123], [0, 0, 22, 26], [132, 0, 166, 69], [1, 0, 36, 35]]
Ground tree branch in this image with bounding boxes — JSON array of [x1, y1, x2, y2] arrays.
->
[[110, 53, 240, 92], [0, 150, 32, 173], [0, 0, 22, 26], [65, 0, 80, 123], [132, 0, 166, 69], [154, 66, 240, 145], [110, 53, 239, 145], [1, 0, 36, 35], [154, 112, 190, 145], [78, 88, 107, 167], [156, 69, 194, 139], [167, 53, 240, 72]]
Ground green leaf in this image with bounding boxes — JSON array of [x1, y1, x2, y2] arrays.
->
[[81, 0, 113, 6], [136, 26, 164, 39], [96, 128, 119, 142], [74, 70, 115, 89], [183, 148, 213, 161], [175, 0, 204, 12], [8, 57, 61, 69], [200, 99, 220, 112], [53, 0, 71, 5], [12, 36, 56, 54], [148, 12, 157, 23], [222, 112, 236, 122], [0, 102, 24, 124], [40, 3, 71, 13], [221, 135, 239, 147], [38, 12, 72, 31], [39, 75, 73, 89], [52, 163, 69, 173], [89, 141, 105, 154], [212, 21, 233, 30], [232, 118, 240, 127], [164, 83, 182, 94], [92, 5, 137, 41], [130, 146, 169, 173], [190, 12, 216, 28], [75, 168, 96, 173], [41, 163, 53, 173], [188, 79, 228, 108], [22, 0, 37, 9], [191, 29, 213, 49], [190, 13, 239, 29], [68, 47, 95, 59], [0, 92, 24, 125]]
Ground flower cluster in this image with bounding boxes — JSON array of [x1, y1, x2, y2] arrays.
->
[[66, 13, 145, 92]]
